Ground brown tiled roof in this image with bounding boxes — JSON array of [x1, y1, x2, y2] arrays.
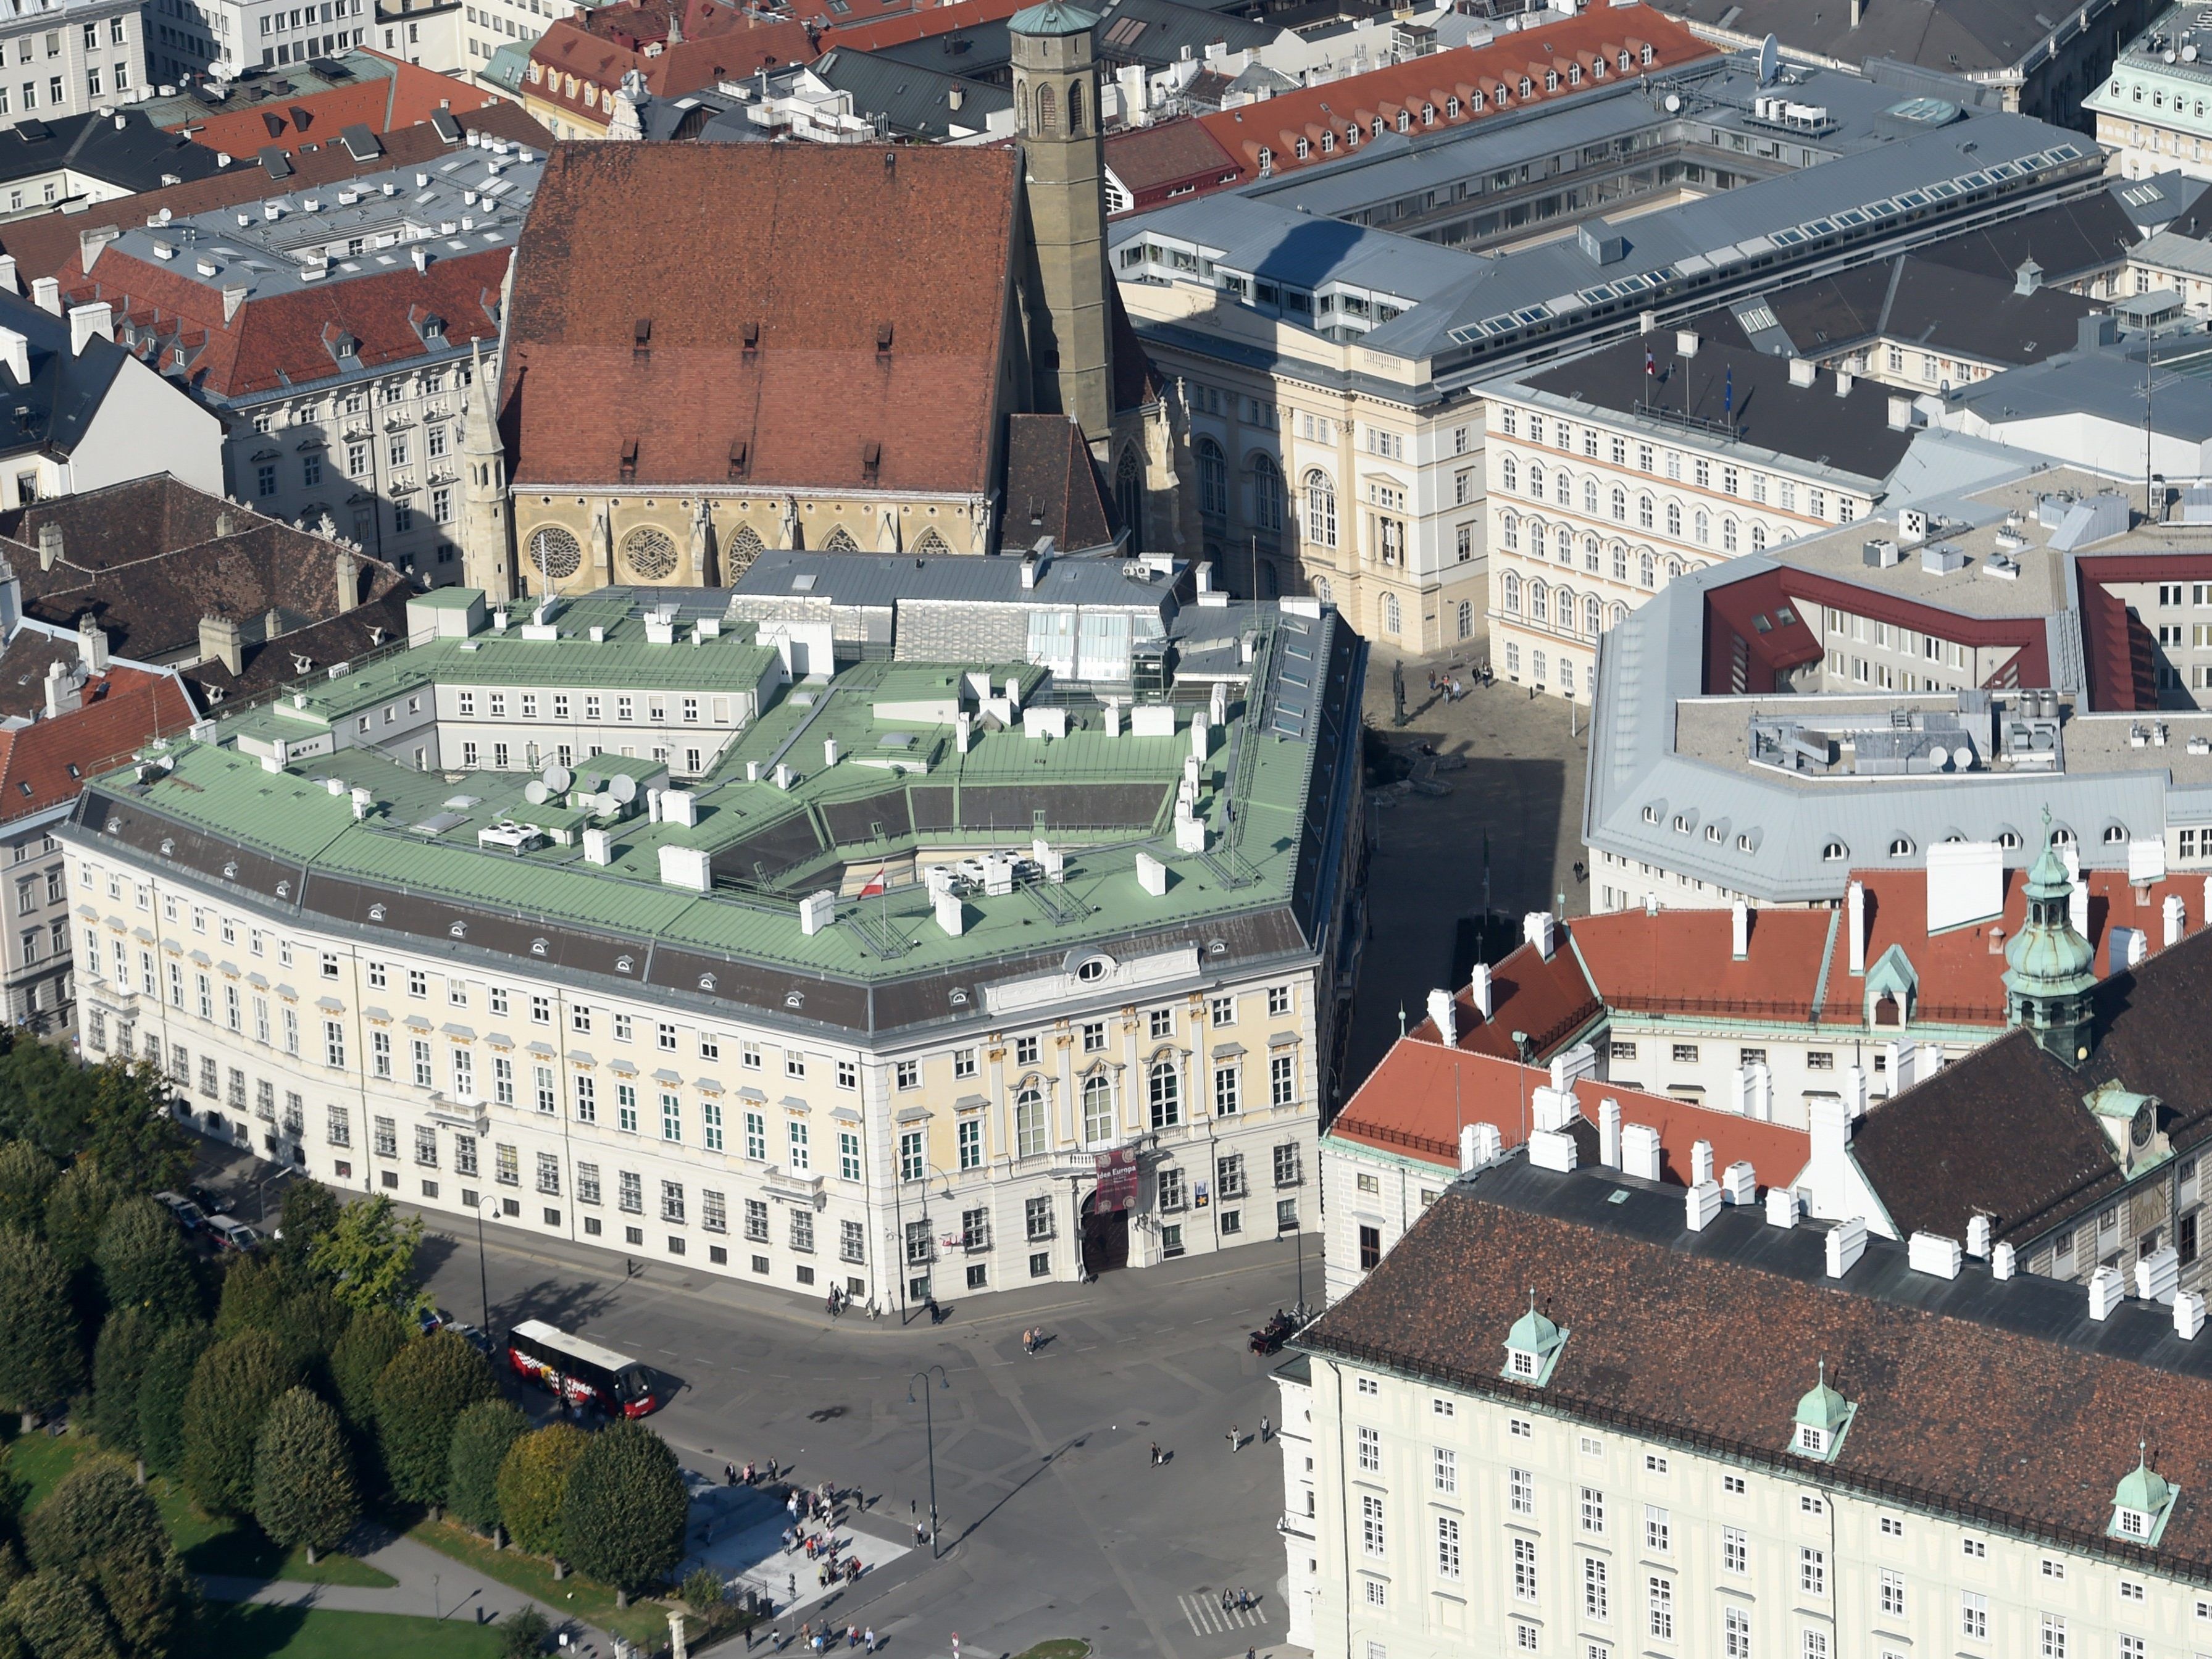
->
[[170, 52, 506, 159], [1570, 905, 1838, 1024], [1305, 1162, 2212, 1575], [819, 0, 1025, 53], [0, 106, 551, 283], [0, 659, 193, 827], [525, 0, 815, 122], [54, 244, 506, 401], [1103, 119, 1242, 211], [1852, 922, 2212, 1247], [500, 143, 1017, 495], [1403, 934, 1603, 1063], [999, 414, 1117, 553], [185, 583, 415, 703], [1328, 1036, 1809, 1189], [0, 477, 399, 664]]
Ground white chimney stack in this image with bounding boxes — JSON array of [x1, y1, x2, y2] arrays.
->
[[2177, 1290, 2206, 1340], [1847, 880, 1867, 975], [1426, 987, 1457, 1046], [799, 890, 836, 935], [1135, 852, 1168, 896], [1730, 900, 1749, 960], [1598, 1097, 1622, 1168], [1965, 1214, 1991, 1258], [2088, 1264, 2125, 1321], [1764, 1187, 1799, 1227], [1523, 911, 1557, 959], [1843, 1064, 1868, 1119], [2137, 1245, 2182, 1305], [1622, 1122, 1662, 1181], [1459, 1122, 1480, 1172], [1907, 1231, 1963, 1279], [1992, 1241, 2017, 1279], [1721, 1161, 1756, 1205], [1529, 1127, 1578, 1171], [2165, 893, 2186, 947], [1690, 1139, 1714, 1186], [934, 888, 966, 935], [1469, 961, 1493, 1019], [1685, 1181, 1722, 1231], [1824, 1216, 1868, 1277], [582, 827, 611, 865], [2069, 873, 2089, 940], [1530, 1085, 1574, 1134]]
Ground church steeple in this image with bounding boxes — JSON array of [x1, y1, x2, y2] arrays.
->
[[2003, 811, 2098, 1064], [458, 339, 514, 602]]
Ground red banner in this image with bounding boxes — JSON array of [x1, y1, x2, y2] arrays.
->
[[1093, 1148, 1138, 1212]]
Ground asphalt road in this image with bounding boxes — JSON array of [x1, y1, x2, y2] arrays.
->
[[411, 1209, 1315, 1659]]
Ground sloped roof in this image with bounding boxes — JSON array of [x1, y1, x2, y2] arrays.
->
[[0, 109, 225, 193], [1000, 414, 1118, 553], [0, 658, 193, 827], [525, 0, 816, 118], [184, 584, 416, 704], [806, 48, 1011, 139], [171, 52, 505, 159], [499, 143, 1017, 495], [1103, 118, 1241, 205], [1402, 933, 1604, 1064], [0, 289, 130, 463]]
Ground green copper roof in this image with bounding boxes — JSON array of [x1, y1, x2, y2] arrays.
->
[[2084, 1079, 2154, 1122], [1795, 1371, 1850, 1432], [1009, 0, 1099, 35], [2116, 1456, 2172, 1515], [1507, 1303, 1563, 1355]]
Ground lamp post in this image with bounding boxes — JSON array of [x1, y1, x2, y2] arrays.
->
[[475, 1201, 491, 1332], [906, 1366, 950, 1558], [255, 1165, 297, 1227]]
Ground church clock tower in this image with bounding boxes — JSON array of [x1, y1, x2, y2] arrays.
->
[[1010, 0, 1116, 451]]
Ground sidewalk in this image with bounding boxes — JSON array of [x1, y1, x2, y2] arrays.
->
[[202, 1529, 616, 1655], [679, 1479, 911, 1623]]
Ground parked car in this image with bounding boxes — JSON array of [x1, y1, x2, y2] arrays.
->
[[188, 1184, 235, 1216], [446, 1323, 496, 1358], [207, 1216, 262, 1253], [417, 1307, 454, 1335], [152, 1192, 207, 1232]]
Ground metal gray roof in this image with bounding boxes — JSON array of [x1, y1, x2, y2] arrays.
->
[[1961, 337, 2212, 440], [808, 47, 1012, 138], [730, 548, 1184, 611]]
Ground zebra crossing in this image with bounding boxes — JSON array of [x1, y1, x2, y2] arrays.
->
[[1177, 1592, 1270, 1636]]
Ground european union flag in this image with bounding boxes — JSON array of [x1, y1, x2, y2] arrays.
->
[[1724, 364, 1734, 417]]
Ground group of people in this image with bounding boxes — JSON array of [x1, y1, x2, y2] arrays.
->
[[794, 1621, 877, 1653], [1019, 1327, 1048, 1355], [1219, 1587, 1258, 1614], [783, 1482, 866, 1590], [824, 1285, 882, 1319], [724, 1459, 777, 1486]]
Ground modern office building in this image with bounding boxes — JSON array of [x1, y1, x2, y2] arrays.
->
[[61, 578, 1366, 1306]]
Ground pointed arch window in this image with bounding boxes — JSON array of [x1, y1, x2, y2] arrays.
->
[[1034, 81, 1057, 136], [1067, 80, 1083, 135], [1117, 449, 1145, 554]]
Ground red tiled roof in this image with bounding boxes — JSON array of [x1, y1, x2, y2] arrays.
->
[[499, 144, 1016, 495], [525, 0, 816, 121], [1103, 120, 1243, 215], [1179, 7, 1715, 199], [1403, 934, 1604, 1063], [55, 246, 507, 401], [2075, 552, 2212, 711], [0, 660, 193, 827], [0, 106, 551, 283], [171, 52, 505, 159], [1774, 565, 2048, 694], [1570, 905, 1838, 1022], [1701, 566, 1821, 695], [1327, 1037, 1808, 1190], [819, 0, 1027, 53]]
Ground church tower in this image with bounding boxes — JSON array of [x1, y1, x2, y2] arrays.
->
[[1010, 0, 1116, 451], [2003, 817, 2100, 1064], [458, 340, 514, 602]]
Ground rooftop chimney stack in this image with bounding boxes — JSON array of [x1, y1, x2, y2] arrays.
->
[[1847, 879, 1867, 975], [1835, 368, 1855, 398], [1966, 1213, 1992, 1258], [1685, 1180, 1722, 1231], [1598, 1098, 1621, 1167], [2178, 1290, 2207, 1340], [66, 301, 112, 355], [1825, 1215, 1868, 1277], [1887, 395, 1911, 430], [77, 614, 107, 675], [40, 658, 77, 719], [1764, 1186, 1799, 1227], [1621, 1122, 1662, 1181], [1721, 1161, 1756, 1205], [35, 522, 60, 572], [1788, 356, 1816, 388], [2167, 893, 2187, 946], [199, 611, 243, 677], [2088, 1264, 2125, 1321], [1469, 961, 1493, 1018], [1690, 1139, 1714, 1186], [1992, 1241, 2016, 1279], [1730, 900, 1749, 960], [1523, 910, 1556, 960], [1426, 987, 1457, 1046]]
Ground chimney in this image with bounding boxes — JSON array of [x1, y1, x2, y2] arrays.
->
[[1788, 356, 1816, 388], [1621, 1122, 1661, 1181], [2088, 1264, 2124, 1321], [1834, 368, 1854, 398], [1685, 1180, 1722, 1231], [77, 225, 120, 271], [1849, 0, 1860, 25], [334, 546, 358, 612], [1523, 910, 1556, 959], [1992, 1241, 2016, 1279], [1824, 1216, 1868, 1277], [1730, 900, 1749, 959], [1426, 987, 1457, 1045], [2178, 1290, 2207, 1340], [2166, 893, 2187, 946], [1469, 961, 1493, 1018], [30, 277, 59, 316], [1804, 1095, 1855, 1220], [1747, 1061, 1772, 1122], [1529, 1127, 1578, 1172], [1887, 396, 1912, 430], [1530, 1085, 1574, 1134], [1195, 561, 1214, 595], [77, 614, 107, 675], [66, 303, 112, 356], [582, 827, 612, 865], [35, 522, 61, 571], [0, 254, 15, 295], [2139, 1245, 2182, 1305], [1459, 1121, 1501, 1171], [1847, 879, 1866, 975], [1721, 1161, 1756, 1205], [1598, 1097, 1621, 1167], [1965, 1213, 1992, 1258], [1690, 1139, 1714, 1185], [0, 553, 18, 633], [199, 612, 243, 677], [1842, 1063, 1868, 1119], [1908, 1231, 1963, 1279], [41, 658, 78, 718], [215, 509, 235, 538], [1764, 1187, 1799, 1226], [0, 327, 27, 385]]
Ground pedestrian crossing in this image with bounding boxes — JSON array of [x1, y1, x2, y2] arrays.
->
[[1177, 1592, 1270, 1635]]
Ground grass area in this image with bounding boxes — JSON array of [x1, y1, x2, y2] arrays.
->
[[0, 1429, 395, 1588], [410, 1515, 671, 1648], [188, 1605, 504, 1659], [1015, 1644, 1093, 1659]]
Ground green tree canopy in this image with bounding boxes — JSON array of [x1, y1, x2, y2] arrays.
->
[[559, 1420, 687, 1600], [328, 1306, 411, 1435], [307, 1196, 427, 1316], [496, 1424, 589, 1560], [134, 1323, 211, 1480], [0, 1039, 96, 1164], [446, 1399, 530, 1537], [273, 1182, 341, 1266], [88, 1310, 162, 1455], [22, 1459, 193, 1659], [0, 1143, 57, 1235], [40, 1165, 119, 1280], [1, 1569, 120, 1659], [181, 1331, 302, 1517], [92, 1201, 197, 1325], [212, 1256, 345, 1381], [372, 1331, 496, 1508], [0, 1228, 81, 1415], [252, 1389, 359, 1562], [78, 1064, 192, 1198]]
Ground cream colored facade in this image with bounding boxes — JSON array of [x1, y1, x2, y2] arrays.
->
[[1118, 280, 1488, 656], [68, 845, 1322, 1310], [1482, 378, 1876, 702], [1285, 1342, 2212, 1659]]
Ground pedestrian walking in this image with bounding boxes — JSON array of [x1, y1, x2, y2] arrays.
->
[[1219, 1589, 1232, 1613], [1261, 1414, 1271, 1442], [1228, 1424, 1241, 1454], [1149, 1440, 1161, 1467], [788, 1573, 798, 1603], [864, 1630, 876, 1655], [848, 1627, 859, 1649]]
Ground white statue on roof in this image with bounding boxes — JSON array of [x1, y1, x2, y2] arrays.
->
[[607, 68, 649, 140]]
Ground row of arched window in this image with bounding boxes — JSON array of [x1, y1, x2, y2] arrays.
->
[[1017, 78, 1085, 138], [1498, 573, 1625, 639], [1496, 456, 1777, 554], [1499, 513, 1685, 590], [1195, 440, 1283, 532], [998, 1064, 1186, 1157]]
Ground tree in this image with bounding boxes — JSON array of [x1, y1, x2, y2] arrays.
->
[[252, 1389, 359, 1565], [559, 1420, 687, 1603], [329, 1306, 411, 1434], [496, 1424, 589, 1561], [180, 1331, 301, 1517], [0, 1229, 81, 1419], [307, 1197, 427, 1316], [373, 1331, 496, 1509], [273, 1182, 341, 1265], [213, 1256, 343, 1379], [0, 1038, 96, 1164], [1, 1570, 121, 1659], [23, 1460, 193, 1659], [682, 1567, 725, 1617], [134, 1324, 211, 1481], [88, 1311, 162, 1456], [40, 1165, 119, 1279], [79, 1064, 192, 1199], [498, 1607, 549, 1659], [447, 1399, 530, 1539], [0, 1144, 57, 1235], [91, 1201, 196, 1324]]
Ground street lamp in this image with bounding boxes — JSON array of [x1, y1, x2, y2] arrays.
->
[[256, 1164, 298, 1227], [906, 1366, 950, 1559], [475, 1201, 491, 1332]]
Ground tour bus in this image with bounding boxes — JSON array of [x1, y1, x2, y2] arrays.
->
[[505, 1319, 659, 1417]]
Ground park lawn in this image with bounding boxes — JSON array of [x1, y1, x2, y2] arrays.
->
[[0, 1430, 395, 1589], [409, 1515, 671, 1648], [188, 1604, 504, 1659]]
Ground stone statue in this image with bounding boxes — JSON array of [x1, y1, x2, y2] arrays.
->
[[317, 512, 339, 542]]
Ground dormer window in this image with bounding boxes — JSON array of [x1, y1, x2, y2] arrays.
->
[[1501, 1290, 1569, 1387], [1792, 1362, 1854, 1463], [2110, 1445, 2178, 1545]]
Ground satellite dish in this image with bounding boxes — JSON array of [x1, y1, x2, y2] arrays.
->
[[524, 780, 550, 805], [593, 791, 620, 816], [544, 764, 572, 793], [611, 774, 639, 804], [1757, 31, 1779, 85], [1927, 746, 1949, 771], [578, 772, 603, 795], [1664, 91, 1682, 112]]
